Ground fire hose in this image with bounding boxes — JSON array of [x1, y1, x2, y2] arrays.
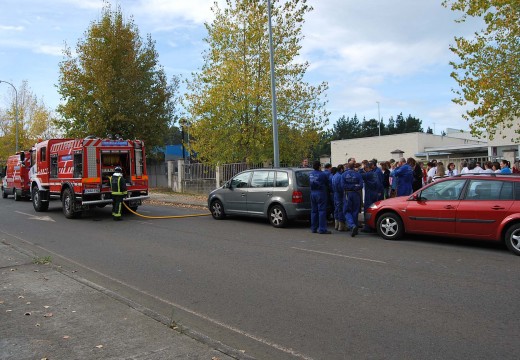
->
[[122, 202, 210, 219]]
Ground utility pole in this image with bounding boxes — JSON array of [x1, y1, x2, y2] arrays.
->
[[0, 80, 19, 152], [376, 101, 381, 137], [267, 0, 280, 167]]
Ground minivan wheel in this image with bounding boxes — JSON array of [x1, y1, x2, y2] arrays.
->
[[269, 204, 287, 228], [504, 223, 520, 256], [376, 212, 404, 240], [210, 199, 226, 220]]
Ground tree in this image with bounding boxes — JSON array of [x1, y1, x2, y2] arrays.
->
[[0, 80, 57, 161], [56, 3, 176, 149], [332, 115, 361, 140], [184, 0, 329, 165], [360, 118, 380, 137], [443, 0, 520, 141], [404, 114, 423, 132]]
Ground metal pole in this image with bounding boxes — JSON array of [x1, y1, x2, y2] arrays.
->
[[267, 0, 280, 167], [0, 80, 19, 152], [376, 101, 381, 137]]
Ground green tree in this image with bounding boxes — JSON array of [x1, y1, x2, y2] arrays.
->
[[404, 114, 423, 132], [56, 3, 176, 149], [0, 80, 57, 161], [360, 118, 380, 137], [184, 0, 329, 165], [332, 115, 361, 140], [443, 0, 520, 140]]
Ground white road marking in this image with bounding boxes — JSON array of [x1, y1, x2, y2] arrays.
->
[[15, 211, 55, 222], [291, 247, 387, 264]]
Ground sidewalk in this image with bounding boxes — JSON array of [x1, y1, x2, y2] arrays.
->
[[146, 190, 208, 208], [0, 190, 250, 360]]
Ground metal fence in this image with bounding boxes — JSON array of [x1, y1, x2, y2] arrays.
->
[[146, 157, 498, 195], [147, 160, 301, 195]]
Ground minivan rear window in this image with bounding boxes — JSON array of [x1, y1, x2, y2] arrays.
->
[[275, 171, 289, 187], [295, 170, 311, 187]]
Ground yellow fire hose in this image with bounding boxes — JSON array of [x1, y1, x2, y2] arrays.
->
[[123, 202, 211, 219]]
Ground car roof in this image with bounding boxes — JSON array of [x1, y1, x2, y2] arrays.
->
[[452, 173, 520, 181], [239, 167, 312, 172]]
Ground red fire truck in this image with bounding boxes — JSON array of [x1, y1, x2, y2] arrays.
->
[[30, 137, 149, 218], [2, 151, 32, 200]]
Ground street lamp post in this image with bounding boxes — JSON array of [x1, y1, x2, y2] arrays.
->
[[0, 80, 19, 152], [376, 101, 381, 137], [267, 0, 280, 167]]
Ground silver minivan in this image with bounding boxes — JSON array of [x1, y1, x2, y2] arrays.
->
[[207, 168, 312, 227]]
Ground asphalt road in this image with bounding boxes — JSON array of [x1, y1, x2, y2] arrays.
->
[[1, 198, 519, 360]]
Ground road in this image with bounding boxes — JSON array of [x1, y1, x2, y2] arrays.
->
[[1, 198, 519, 360]]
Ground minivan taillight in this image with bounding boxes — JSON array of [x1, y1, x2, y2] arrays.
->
[[292, 190, 303, 203]]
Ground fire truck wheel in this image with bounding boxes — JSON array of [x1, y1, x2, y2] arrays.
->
[[14, 189, 21, 201], [62, 188, 80, 219], [32, 186, 49, 212]]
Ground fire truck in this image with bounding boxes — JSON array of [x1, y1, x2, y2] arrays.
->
[[2, 151, 32, 200], [30, 137, 149, 218]]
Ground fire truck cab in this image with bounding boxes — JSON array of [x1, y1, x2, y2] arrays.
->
[[30, 137, 149, 218], [1, 151, 31, 201]]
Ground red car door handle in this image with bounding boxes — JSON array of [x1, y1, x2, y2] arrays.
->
[[492, 206, 505, 210], [444, 205, 456, 209]]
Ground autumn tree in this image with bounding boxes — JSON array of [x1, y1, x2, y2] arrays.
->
[[56, 3, 176, 149], [443, 0, 520, 141], [0, 80, 57, 162], [184, 0, 329, 165]]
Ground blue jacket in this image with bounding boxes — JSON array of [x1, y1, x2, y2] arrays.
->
[[391, 164, 414, 196], [310, 170, 329, 192], [332, 171, 344, 193], [342, 169, 363, 192]]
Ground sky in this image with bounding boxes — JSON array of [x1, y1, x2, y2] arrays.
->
[[0, 0, 483, 135]]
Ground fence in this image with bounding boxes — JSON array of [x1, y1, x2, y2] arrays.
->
[[148, 157, 496, 196], [147, 160, 299, 195]]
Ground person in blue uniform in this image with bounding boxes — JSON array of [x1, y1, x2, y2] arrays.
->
[[342, 162, 363, 237], [361, 161, 382, 233], [372, 160, 385, 201], [332, 164, 346, 231], [309, 160, 331, 234], [391, 157, 414, 196], [323, 163, 335, 222]]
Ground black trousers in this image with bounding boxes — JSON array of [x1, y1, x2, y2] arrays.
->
[[112, 195, 124, 218]]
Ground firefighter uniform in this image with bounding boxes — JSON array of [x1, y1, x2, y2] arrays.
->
[[110, 167, 127, 220]]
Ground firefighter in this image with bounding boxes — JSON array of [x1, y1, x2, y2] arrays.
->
[[110, 166, 127, 221]]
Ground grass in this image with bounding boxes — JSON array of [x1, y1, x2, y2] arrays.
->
[[33, 256, 52, 265]]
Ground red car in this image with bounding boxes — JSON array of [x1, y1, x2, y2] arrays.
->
[[365, 174, 520, 255]]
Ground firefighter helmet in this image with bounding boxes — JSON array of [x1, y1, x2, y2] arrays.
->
[[114, 166, 122, 173]]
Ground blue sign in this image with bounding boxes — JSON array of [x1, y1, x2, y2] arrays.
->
[[101, 141, 129, 147]]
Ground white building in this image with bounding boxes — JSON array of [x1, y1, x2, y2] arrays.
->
[[330, 126, 519, 167]]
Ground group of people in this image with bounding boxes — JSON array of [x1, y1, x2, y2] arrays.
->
[[307, 157, 518, 237], [308, 157, 417, 237]]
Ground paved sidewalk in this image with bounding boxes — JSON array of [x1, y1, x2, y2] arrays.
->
[[0, 190, 251, 360], [147, 190, 208, 208]]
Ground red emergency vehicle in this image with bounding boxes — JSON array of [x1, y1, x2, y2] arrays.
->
[[30, 137, 149, 218], [2, 151, 31, 200]]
